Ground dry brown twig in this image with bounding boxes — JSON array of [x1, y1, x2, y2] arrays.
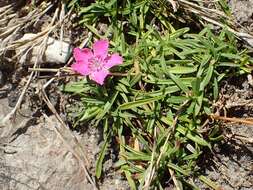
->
[[210, 114, 253, 126], [224, 132, 253, 144], [211, 113, 253, 143], [0, 2, 53, 54], [1, 4, 61, 126], [1, 2, 72, 133], [28, 67, 138, 78]]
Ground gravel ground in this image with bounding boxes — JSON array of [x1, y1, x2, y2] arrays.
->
[[195, 75, 253, 190], [198, 124, 253, 190], [229, 0, 253, 30]]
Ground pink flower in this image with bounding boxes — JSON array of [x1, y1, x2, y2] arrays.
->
[[71, 39, 123, 85]]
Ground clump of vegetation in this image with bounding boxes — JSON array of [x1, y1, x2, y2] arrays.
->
[[63, 0, 252, 189]]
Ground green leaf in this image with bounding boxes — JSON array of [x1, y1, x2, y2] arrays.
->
[[143, 86, 180, 97], [218, 62, 240, 67], [130, 74, 142, 87], [166, 96, 189, 104], [168, 73, 189, 94], [197, 54, 212, 77], [204, 106, 211, 115], [67, 0, 78, 8], [124, 170, 137, 190], [191, 77, 201, 96], [194, 93, 203, 116], [169, 27, 190, 39], [145, 77, 194, 86], [123, 145, 151, 161], [82, 22, 104, 39], [119, 96, 165, 110], [166, 60, 194, 65], [220, 53, 241, 60], [200, 65, 214, 91], [176, 125, 211, 148], [95, 129, 110, 178], [96, 92, 118, 121], [81, 97, 105, 105], [169, 65, 198, 74], [167, 163, 190, 176], [80, 107, 101, 121], [61, 81, 88, 93], [213, 77, 218, 100]]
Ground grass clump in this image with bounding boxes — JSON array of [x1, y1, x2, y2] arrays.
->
[[63, 0, 252, 189]]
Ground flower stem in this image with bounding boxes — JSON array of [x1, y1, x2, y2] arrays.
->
[[29, 67, 140, 77], [109, 72, 137, 76], [28, 67, 73, 73]]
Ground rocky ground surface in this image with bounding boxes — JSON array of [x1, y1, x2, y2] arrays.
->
[[0, 0, 253, 190], [0, 96, 128, 190]]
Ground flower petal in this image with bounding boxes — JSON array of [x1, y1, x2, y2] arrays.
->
[[71, 62, 90, 75], [89, 69, 109, 85], [72, 48, 93, 75], [93, 39, 109, 59], [104, 53, 123, 69], [73, 48, 93, 62]]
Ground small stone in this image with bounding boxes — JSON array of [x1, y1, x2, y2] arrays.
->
[[16, 33, 72, 64]]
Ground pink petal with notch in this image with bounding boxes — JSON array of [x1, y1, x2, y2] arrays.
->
[[71, 62, 91, 75], [93, 39, 109, 60], [73, 48, 93, 62], [89, 69, 109, 85], [104, 53, 123, 69]]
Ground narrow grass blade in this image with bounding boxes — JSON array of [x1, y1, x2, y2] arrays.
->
[[96, 131, 110, 178], [168, 73, 189, 94], [119, 96, 165, 110]]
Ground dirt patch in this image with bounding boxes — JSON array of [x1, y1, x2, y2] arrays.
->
[[196, 75, 253, 190], [203, 125, 253, 190]]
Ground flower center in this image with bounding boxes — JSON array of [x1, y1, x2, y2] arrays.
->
[[89, 56, 104, 72]]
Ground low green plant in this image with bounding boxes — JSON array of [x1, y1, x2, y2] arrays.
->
[[63, 0, 252, 189]]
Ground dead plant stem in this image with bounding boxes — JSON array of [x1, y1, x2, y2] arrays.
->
[[210, 114, 253, 125]]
